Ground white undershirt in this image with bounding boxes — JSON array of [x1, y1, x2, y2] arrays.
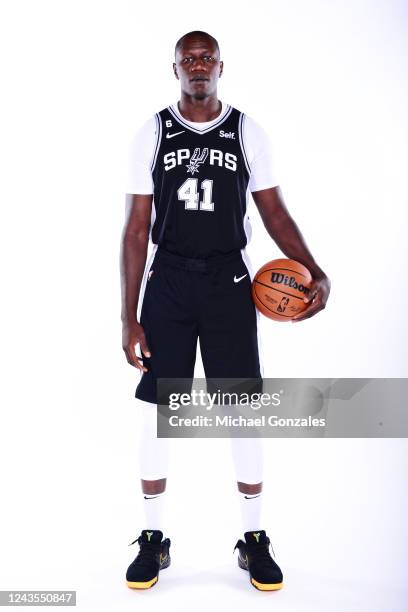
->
[[126, 100, 279, 194]]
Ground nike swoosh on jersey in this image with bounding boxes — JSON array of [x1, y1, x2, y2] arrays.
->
[[234, 274, 248, 283], [166, 130, 185, 139]]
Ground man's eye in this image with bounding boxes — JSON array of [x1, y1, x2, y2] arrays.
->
[[181, 56, 215, 64]]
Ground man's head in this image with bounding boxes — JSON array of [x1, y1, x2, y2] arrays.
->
[[173, 31, 223, 100]]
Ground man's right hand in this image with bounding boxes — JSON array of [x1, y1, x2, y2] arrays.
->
[[122, 320, 151, 372]]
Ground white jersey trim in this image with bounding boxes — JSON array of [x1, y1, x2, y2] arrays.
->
[[150, 113, 162, 172], [167, 104, 232, 134], [238, 113, 251, 175]]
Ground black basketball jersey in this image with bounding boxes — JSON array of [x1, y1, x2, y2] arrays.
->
[[150, 104, 251, 259]]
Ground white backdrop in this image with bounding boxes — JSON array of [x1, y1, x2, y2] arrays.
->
[[0, 1, 407, 611]]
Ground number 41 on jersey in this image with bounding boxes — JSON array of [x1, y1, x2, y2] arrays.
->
[[177, 178, 214, 211]]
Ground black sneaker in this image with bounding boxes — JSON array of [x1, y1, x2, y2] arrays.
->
[[126, 530, 171, 589], [234, 530, 283, 591]]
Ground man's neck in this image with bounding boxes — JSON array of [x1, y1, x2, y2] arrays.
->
[[177, 95, 221, 123]]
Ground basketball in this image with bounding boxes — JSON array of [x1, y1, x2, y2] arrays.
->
[[252, 259, 313, 322]]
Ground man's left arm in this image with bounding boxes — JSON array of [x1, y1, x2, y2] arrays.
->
[[251, 186, 331, 322]]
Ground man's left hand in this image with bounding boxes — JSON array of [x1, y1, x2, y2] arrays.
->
[[291, 275, 331, 322]]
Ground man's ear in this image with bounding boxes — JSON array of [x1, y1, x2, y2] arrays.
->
[[173, 62, 179, 80], [219, 60, 224, 78]]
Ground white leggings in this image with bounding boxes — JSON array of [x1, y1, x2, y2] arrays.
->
[[137, 399, 263, 484]]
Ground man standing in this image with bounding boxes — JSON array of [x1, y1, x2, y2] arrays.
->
[[121, 30, 330, 591]]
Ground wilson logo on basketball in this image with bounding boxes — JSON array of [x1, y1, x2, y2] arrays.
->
[[271, 273, 311, 296]]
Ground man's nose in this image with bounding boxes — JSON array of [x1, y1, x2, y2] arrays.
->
[[191, 58, 207, 71]]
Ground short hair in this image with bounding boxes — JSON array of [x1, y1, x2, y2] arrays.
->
[[174, 31, 220, 59]]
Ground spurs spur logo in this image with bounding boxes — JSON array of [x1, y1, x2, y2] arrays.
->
[[186, 147, 209, 175]]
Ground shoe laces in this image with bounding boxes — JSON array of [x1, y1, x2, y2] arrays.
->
[[241, 537, 277, 566], [129, 536, 161, 565]]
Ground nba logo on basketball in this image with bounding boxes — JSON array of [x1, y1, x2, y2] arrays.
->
[[277, 297, 289, 313]]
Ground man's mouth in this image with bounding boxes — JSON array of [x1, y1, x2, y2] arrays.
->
[[191, 77, 209, 82]]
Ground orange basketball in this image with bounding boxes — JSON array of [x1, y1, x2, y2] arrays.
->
[[252, 258, 313, 322]]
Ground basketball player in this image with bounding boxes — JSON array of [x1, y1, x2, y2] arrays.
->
[[120, 31, 330, 591]]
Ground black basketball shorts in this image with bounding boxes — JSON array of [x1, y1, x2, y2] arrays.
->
[[135, 246, 263, 404]]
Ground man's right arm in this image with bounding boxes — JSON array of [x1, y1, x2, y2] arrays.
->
[[120, 193, 153, 372]]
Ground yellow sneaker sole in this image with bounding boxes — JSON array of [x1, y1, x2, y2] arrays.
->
[[126, 576, 158, 589], [251, 578, 284, 591]]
